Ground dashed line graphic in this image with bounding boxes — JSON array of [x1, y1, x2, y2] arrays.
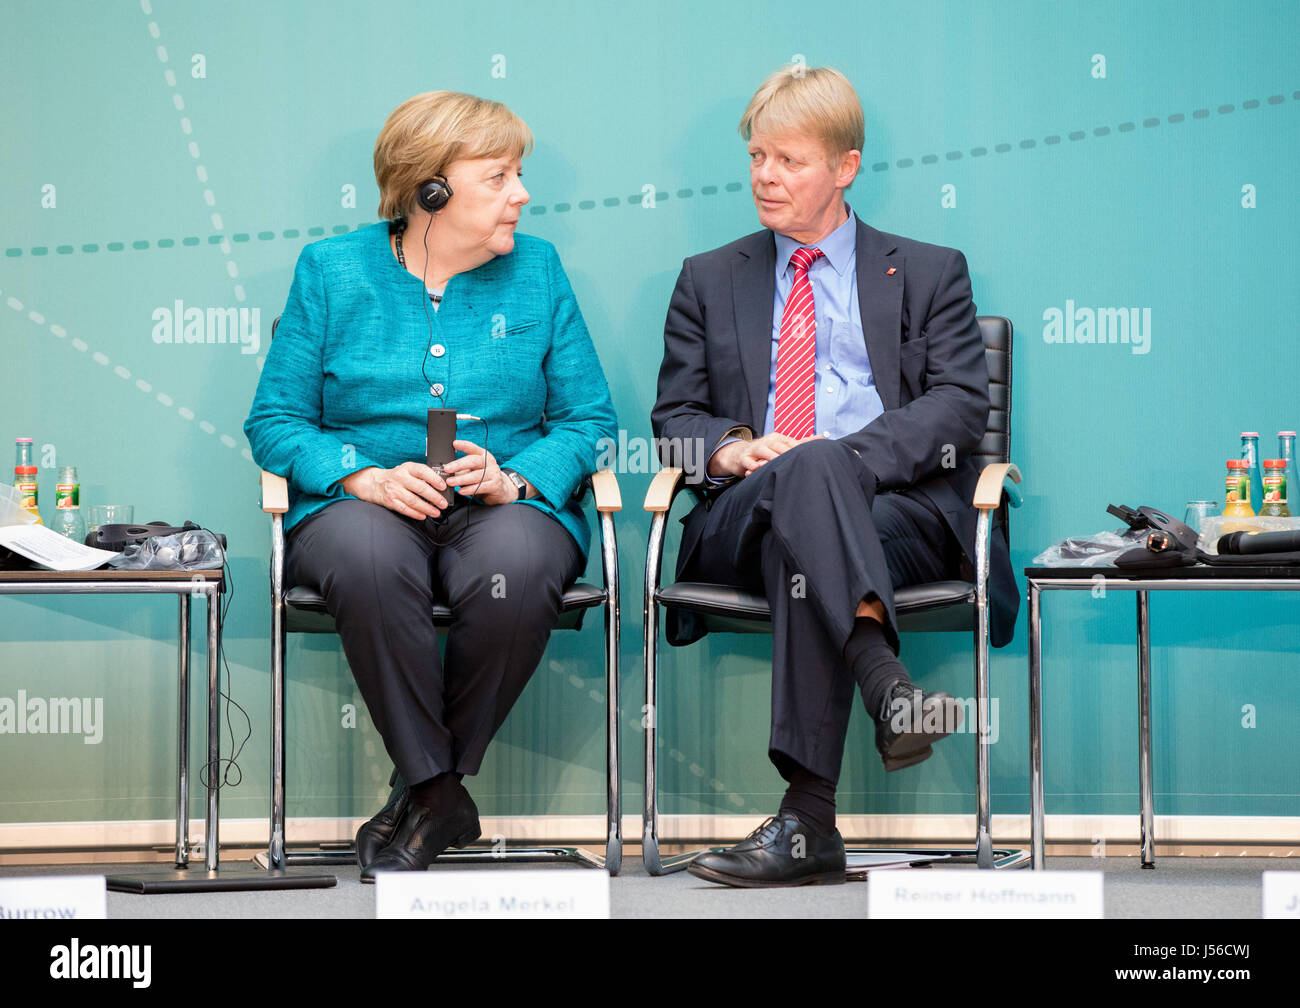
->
[[5, 224, 363, 259], [4, 179, 741, 255], [869, 88, 1297, 172], [3, 288, 253, 463], [3, 180, 745, 257], [3, 180, 744, 256], [6, 88, 1293, 257], [1, 182, 733, 257], [139, 0, 246, 304]]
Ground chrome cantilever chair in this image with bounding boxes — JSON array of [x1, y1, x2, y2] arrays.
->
[[641, 315, 1025, 874], [254, 315, 622, 874], [259, 469, 622, 873]]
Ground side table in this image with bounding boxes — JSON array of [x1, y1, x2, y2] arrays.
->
[[0, 567, 337, 893], [0, 569, 223, 883], [1026, 563, 1300, 870]]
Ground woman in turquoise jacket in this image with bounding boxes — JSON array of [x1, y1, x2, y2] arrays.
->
[[244, 91, 617, 881]]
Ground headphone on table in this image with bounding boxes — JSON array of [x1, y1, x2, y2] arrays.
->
[[416, 175, 453, 212]]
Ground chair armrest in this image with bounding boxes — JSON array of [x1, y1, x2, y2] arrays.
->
[[261, 470, 289, 514], [590, 469, 622, 512], [643, 467, 685, 513], [973, 462, 1022, 511]]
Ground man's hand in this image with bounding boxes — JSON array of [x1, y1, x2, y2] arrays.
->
[[708, 433, 825, 478], [341, 463, 449, 520], [444, 439, 533, 506]]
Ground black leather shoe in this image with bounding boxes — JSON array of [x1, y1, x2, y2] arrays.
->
[[360, 786, 480, 883], [356, 771, 407, 870], [875, 679, 962, 772], [687, 812, 846, 888]]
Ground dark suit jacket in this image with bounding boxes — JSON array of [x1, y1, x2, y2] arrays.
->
[[651, 214, 1019, 647]]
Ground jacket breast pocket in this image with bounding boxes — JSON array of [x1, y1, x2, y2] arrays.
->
[[490, 317, 547, 403], [490, 317, 541, 341], [490, 317, 543, 366]]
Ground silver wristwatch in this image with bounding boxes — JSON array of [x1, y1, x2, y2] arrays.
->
[[501, 468, 526, 501]]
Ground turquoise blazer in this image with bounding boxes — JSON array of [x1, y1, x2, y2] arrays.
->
[[244, 223, 618, 558]]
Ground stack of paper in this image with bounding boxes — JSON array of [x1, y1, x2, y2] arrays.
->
[[0, 524, 119, 572]]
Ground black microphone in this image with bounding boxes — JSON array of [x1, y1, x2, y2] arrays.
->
[[1216, 529, 1300, 555]]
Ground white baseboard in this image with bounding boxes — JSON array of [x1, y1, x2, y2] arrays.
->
[[1, 813, 1296, 853]]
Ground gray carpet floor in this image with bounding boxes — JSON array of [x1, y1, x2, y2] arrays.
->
[[3, 855, 1295, 918]]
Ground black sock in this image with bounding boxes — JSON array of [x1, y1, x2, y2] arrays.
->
[[844, 616, 910, 719], [778, 765, 837, 836], [408, 772, 462, 813]]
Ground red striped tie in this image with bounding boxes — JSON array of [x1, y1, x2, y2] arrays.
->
[[772, 245, 824, 439]]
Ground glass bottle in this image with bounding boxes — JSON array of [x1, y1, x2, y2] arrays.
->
[[52, 466, 86, 541], [13, 437, 34, 471], [1241, 432, 1264, 515], [1223, 459, 1254, 517], [13, 436, 41, 524], [13, 434, 42, 525], [14, 467, 40, 521], [1280, 432, 1299, 519], [1260, 459, 1291, 517], [54, 466, 80, 509]]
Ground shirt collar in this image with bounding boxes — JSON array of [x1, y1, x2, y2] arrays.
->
[[773, 203, 857, 278]]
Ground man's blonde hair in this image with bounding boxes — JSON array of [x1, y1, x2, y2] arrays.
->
[[738, 66, 864, 161], [373, 91, 533, 220]]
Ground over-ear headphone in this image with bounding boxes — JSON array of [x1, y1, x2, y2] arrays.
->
[[416, 175, 453, 212]]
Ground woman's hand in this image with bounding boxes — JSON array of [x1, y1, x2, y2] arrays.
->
[[444, 439, 533, 506], [341, 463, 449, 520]]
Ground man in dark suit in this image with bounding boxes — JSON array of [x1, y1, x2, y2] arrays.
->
[[652, 65, 1017, 887]]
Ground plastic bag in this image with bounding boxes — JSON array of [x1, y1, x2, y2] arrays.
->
[[1032, 528, 1149, 567], [107, 529, 225, 571], [0, 484, 39, 526]]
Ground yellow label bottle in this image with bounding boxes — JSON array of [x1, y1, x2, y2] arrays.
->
[[1223, 458, 1255, 531]]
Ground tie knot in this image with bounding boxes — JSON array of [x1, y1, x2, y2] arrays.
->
[[789, 246, 823, 273]]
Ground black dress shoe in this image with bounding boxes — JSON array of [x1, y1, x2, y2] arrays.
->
[[687, 812, 845, 888], [356, 771, 407, 870], [875, 679, 962, 772], [360, 786, 481, 883]]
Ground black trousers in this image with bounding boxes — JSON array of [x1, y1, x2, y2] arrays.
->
[[286, 499, 584, 784], [689, 438, 960, 784]]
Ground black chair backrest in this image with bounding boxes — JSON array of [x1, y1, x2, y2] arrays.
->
[[974, 316, 1012, 471]]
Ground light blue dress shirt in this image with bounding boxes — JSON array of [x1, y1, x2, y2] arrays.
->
[[765, 205, 884, 438]]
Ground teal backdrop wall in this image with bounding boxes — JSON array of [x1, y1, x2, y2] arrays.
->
[[3, 1, 1298, 835]]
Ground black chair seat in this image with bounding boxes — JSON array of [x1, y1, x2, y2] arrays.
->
[[284, 582, 607, 634], [657, 580, 976, 636]]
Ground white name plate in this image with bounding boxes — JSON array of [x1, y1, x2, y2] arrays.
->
[[869, 870, 1103, 918], [375, 870, 610, 919], [0, 875, 107, 919], [1262, 872, 1300, 918]]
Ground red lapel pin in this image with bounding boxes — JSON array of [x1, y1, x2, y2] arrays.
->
[[886, 267, 897, 275]]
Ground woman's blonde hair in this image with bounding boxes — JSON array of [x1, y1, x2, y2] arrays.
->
[[373, 91, 533, 220], [738, 66, 864, 162]]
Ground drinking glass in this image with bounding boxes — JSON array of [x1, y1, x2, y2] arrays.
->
[[1183, 500, 1219, 536], [88, 504, 135, 533]]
